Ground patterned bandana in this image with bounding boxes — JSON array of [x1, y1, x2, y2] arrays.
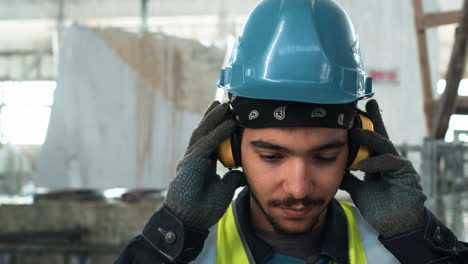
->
[[229, 95, 357, 129]]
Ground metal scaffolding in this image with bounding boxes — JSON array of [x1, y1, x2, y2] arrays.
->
[[399, 137, 468, 241]]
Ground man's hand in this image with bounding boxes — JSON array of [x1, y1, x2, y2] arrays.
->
[[164, 101, 246, 230], [340, 99, 426, 238]]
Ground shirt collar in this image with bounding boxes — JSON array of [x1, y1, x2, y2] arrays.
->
[[234, 188, 350, 264]]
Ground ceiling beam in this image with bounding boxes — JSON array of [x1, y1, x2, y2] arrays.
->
[[0, 0, 258, 20], [419, 11, 461, 28]]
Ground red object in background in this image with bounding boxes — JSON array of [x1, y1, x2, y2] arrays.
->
[[370, 70, 398, 83]]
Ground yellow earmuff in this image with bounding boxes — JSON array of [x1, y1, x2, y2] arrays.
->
[[217, 136, 237, 168], [348, 113, 374, 170], [217, 112, 374, 170], [217, 127, 242, 168]]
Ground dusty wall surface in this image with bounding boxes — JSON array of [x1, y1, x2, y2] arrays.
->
[[94, 28, 223, 113], [36, 26, 223, 189]]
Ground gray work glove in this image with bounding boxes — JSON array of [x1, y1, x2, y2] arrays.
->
[[340, 99, 426, 238], [164, 101, 246, 230]]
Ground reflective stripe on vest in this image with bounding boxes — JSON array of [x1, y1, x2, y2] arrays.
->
[[216, 203, 250, 264], [340, 202, 367, 264], [194, 201, 399, 264]]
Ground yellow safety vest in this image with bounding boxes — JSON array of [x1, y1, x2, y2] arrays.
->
[[216, 202, 365, 264], [193, 201, 399, 264]]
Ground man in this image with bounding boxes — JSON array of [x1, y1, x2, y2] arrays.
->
[[116, 0, 468, 263]]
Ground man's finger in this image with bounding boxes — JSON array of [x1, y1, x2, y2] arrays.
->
[[222, 170, 247, 188], [186, 119, 237, 157], [189, 103, 231, 146], [340, 172, 364, 193], [350, 128, 399, 156], [203, 101, 220, 118], [365, 99, 389, 139], [357, 154, 413, 174]]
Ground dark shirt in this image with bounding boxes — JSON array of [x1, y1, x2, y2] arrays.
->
[[253, 224, 323, 263], [115, 188, 468, 264]]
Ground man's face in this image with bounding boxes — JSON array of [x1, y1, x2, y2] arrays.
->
[[241, 126, 348, 234]]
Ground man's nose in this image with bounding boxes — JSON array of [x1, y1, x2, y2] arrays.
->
[[283, 159, 310, 199]]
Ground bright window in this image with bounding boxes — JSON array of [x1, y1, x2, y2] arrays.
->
[[0, 81, 56, 145], [437, 79, 468, 95], [437, 79, 468, 142]]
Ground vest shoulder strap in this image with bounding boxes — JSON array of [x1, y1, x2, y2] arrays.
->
[[217, 203, 250, 264], [343, 202, 399, 264], [340, 201, 367, 264]]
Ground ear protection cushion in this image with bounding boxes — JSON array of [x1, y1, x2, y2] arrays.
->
[[217, 136, 237, 168], [347, 112, 374, 170], [347, 135, 360, 169], [230, 128, 243, 167], [217, 127, 242, 168]]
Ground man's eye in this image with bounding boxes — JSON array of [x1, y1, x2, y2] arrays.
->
[[315, 156, 338, 162], [259, 154, 282, 161]]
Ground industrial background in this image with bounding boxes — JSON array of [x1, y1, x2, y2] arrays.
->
[[0, 0, 466, 263]]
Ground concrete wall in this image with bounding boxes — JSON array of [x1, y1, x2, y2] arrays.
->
[[0, 198, 163, 264], [36, 27, 224, 189], [0, 199, 162, 245]]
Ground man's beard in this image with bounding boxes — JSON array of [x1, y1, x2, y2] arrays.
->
[[250, 191, 328, 235]]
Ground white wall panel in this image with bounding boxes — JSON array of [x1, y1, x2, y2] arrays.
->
[[36, 27, 223, 189], [336, 0, 440, 144]]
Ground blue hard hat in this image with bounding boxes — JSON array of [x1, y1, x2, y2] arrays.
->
[[217, 0, 373, 104]]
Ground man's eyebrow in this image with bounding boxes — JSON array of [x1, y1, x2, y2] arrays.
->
[[250, 139, 346, 153], [311, 140, 346, 152], [250, 140, 291, 153]]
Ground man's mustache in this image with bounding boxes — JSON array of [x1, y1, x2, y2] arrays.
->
[[268, 196, 326, 208]]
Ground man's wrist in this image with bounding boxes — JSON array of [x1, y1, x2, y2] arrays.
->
[[379, 208, 464, 264], [142, 204, 209, 263]]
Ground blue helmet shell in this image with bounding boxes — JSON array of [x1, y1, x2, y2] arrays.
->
[[218, 0, 373, 104]]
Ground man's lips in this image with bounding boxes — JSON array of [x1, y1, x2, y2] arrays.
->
[[278, 206, 313, 217]]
